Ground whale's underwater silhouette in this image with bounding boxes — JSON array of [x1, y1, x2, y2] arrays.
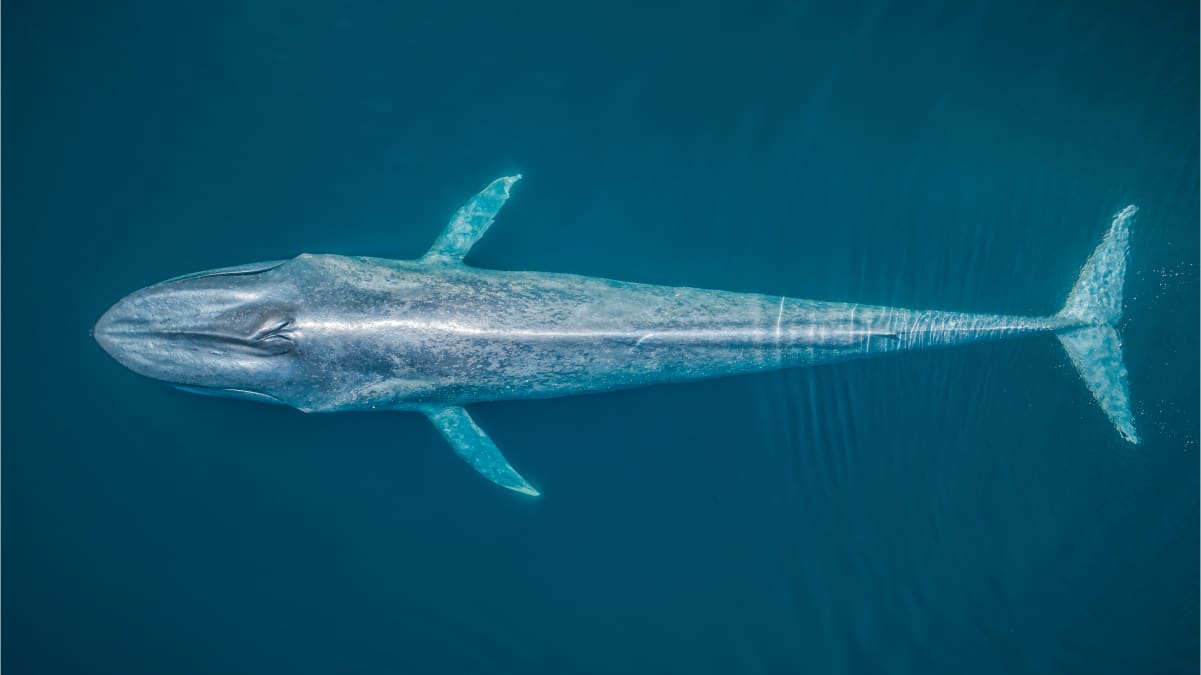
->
[[95, 176, 1139, 495]]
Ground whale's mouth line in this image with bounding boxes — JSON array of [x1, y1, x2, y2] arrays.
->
[[158, 260, 287, 285], [168, 383, 285, 405]]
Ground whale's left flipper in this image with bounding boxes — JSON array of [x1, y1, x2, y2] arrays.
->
[[422, 175, 522, 264], [422, 405, 540, 496]]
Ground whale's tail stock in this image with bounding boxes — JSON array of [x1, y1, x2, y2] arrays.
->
[[1053, 205, 1139, 444]]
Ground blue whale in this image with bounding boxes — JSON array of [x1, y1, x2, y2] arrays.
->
[[94, 176, 1139, 495]]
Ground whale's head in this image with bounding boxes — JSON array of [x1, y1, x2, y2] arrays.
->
[[93, 260, 301, 405]]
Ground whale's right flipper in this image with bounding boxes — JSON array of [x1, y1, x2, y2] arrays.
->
[[422, 405, 540, 496], [422, 175, 522, 264]]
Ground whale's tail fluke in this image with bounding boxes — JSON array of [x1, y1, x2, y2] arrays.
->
[[1054, 205, 1138, 444]]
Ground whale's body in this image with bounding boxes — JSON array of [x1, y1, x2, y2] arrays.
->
[[95, 176, 1140, 495], [212, 255, 1059, 411]]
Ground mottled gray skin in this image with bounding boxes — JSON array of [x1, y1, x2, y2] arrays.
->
[[93, 176, 1138, 495], [95, 252, 1057, 414]]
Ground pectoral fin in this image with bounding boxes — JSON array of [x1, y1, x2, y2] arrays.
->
[[422, 405, 540, 496], [422, 175, 521, 264]]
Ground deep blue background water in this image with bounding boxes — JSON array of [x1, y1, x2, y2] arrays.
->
[[4, 2, 1198, 673]]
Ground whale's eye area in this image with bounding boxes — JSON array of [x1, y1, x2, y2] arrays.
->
[[251, 317, 295, 354]]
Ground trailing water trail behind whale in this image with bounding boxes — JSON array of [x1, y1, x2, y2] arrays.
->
[[93, 177, 1139, 495]]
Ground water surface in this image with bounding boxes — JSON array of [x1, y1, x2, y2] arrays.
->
[[4, 1, 1197, 673]]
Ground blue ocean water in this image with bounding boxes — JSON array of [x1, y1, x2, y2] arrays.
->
[[4, 1, 1197, 673]]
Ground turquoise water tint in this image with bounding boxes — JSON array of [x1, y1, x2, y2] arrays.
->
[[4, 2, 1197, 674]]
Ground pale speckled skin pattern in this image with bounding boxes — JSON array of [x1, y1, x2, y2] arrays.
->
[[94, 177, 1139, 494], [94, 253, 1059, 412]]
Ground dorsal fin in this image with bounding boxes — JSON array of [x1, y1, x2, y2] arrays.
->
[[421, 175, 521, 264]]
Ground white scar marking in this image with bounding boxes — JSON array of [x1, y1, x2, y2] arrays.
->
[[774, 297, 785, 364], [774, 297, 785, 344]]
